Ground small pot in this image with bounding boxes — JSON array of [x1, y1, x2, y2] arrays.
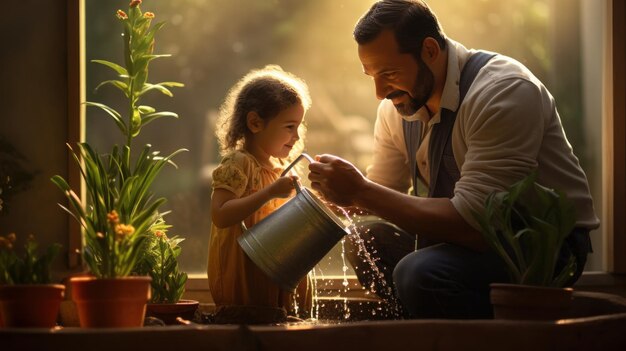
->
[[490, 283, 573, 320], [0, 284, 65, 328], [146, 299, 199, 324]]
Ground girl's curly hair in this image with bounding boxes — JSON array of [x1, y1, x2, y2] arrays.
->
[[215, 65, 311, 159]]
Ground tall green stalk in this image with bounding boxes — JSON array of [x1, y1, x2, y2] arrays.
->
[[52, 1, 185, 279]]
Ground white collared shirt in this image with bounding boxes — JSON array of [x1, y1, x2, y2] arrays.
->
[[366, 38, 600, 231]]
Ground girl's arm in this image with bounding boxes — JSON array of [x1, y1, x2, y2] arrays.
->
[[211, 176, 297, 228]]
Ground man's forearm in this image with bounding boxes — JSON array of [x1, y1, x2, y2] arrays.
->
[[354, 179, 488, 251]]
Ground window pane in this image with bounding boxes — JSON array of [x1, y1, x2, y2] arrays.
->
[[85, 0, 604, 275]]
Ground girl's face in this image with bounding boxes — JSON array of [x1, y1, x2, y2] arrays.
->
[[249, 103, 304, 160]]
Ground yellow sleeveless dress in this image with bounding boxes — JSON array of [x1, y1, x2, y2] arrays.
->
[[207, 150, 311, 319]]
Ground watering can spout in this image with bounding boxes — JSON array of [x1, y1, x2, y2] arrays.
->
[[281, 153, 314, 176], [280, 152, 314, 194]]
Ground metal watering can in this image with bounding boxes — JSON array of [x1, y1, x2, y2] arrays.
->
[[237, 153, 350, 292]]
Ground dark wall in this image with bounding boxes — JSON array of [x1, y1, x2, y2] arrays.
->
[[0, 0, 72, 279]]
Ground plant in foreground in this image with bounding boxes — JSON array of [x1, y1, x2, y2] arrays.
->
[[52, 0, 185, 278], [473, 171, 577, 287], [134, 227, 188, 303], [0, 233, 61, 285]]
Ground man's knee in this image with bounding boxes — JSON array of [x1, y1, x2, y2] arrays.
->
[[393, 251, 441, 317], [394, 251, 429, 290], [392, 244, 506, 319]]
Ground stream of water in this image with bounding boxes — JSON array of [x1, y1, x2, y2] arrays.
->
[[295, 205, 402, 323]]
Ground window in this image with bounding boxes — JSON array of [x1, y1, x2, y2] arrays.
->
[[83, 0, 610, 281]]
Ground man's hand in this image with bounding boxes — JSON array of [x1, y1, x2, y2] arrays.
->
[[308, 154, 368, 207]]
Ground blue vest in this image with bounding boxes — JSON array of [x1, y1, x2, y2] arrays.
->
[[402, 51, 496, 247]]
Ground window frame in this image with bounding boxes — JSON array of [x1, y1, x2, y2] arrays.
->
[[607, 0, 626, 273], [68, 0, 626, 295], [67, 0, 84, 269]]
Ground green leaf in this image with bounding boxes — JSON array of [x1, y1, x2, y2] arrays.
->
[[94, 80, 129, 97], [124, 25, 132, 76], [472, 170, 577, 287], [91, 59, 129, 76], [158, 82, 185, 88], [133, 54, 172, 76], [141, 111, 179, 128], [130, 108, 142, 137], [136, 22, 166, 54], [84, 102, 127, 136], [139, 83, 173, 97], [138, 105, 156, 114], [552, 254, 576, 287]]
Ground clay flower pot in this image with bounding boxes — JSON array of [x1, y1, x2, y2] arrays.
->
[[70, 276, 151, 328], [0, 284, 65, 328], [490, 283, 573, 320], [146, 299, 199, 324]]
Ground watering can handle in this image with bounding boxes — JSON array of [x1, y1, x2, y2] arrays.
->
[[280, 153, 314, 194], [241, 153, 314, 232]]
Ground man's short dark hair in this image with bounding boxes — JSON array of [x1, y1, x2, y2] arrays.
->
[[353, 0, 447, 57]]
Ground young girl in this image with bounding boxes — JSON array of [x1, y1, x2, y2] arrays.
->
[[208, 65, 312, 323]]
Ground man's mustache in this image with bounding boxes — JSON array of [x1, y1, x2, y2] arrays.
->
[[386, 90, 408, 100]]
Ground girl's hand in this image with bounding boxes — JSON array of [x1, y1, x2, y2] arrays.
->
[[268, 175, 298, 198]]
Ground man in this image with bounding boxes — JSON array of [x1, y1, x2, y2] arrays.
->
[[308, 0, 599, 319]]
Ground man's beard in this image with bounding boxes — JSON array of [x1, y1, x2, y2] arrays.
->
[[388, 58, 435, 116]]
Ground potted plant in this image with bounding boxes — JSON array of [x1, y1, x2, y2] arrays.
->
[[473, 171, 578, 320], [134, 227, 198, 324], [0, 233, 64, 328], [51, 0, 185, 328]]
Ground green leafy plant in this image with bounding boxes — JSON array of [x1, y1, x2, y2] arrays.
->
[[0, 233, 61, 285], [473, 171, 577, 287], [51, 0, 185, 278], [134, 227, 188, 303]]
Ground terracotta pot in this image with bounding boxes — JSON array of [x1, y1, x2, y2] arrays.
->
[[70, 276, 151, 328], [0, 284, 65, 328], [146, 299, 199, 324], [490, 283, 573, 320]]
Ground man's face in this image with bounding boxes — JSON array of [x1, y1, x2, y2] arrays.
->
[[358, 30, 435, 116]]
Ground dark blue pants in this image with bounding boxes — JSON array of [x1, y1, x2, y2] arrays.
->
[[393, 229, 590, 319], [346, 219, 590, 319], [393, 243, 509, 319]]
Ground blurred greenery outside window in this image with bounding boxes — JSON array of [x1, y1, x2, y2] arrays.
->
[[85, 0, 605, 277]]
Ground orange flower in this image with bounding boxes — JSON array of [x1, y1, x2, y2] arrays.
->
[[154, 230, 164, 238], [0, 236, 12, 249], [143, 12, 155, 19], [107, 210, 120, 224], [114, 224, 135, 241], [116, 10, 128, 20], [6, 232, 16, 243], [129, 0, 142, 8]]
